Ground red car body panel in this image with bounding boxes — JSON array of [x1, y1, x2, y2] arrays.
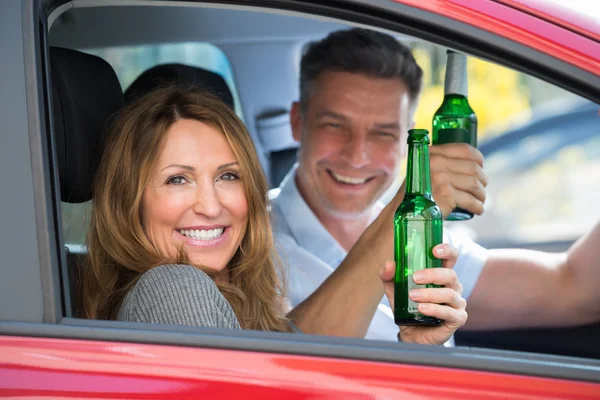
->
[[1, 336, 599, 399], [393, 0, 600, 75], [494, 0, 600, 42]]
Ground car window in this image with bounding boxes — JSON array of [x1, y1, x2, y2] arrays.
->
[[460, 110, 600, 247], [46, 0, 600, 359], [61, 42, 240, 249], [379, 45, 600, 249], [383, 46, 579, 201], [86, 42, 243, 117]]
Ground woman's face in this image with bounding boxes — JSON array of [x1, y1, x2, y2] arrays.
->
[[141, 119, 248, 278]]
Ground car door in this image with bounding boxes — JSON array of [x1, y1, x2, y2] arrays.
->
[[1, 0, 600, 398]]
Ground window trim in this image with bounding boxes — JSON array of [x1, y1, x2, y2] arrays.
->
[[28, 0, 67, 321]]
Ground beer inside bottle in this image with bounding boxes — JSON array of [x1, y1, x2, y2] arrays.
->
[[394, 129, 443, 326], [432, 50, 478, 221]]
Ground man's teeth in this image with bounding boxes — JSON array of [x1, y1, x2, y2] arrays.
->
[[330, 171, 368, 185], [179, 228, 225, 240]]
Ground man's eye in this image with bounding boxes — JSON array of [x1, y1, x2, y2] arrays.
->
[[220, 172, 240, 181], [323, 122, 341, 129], [376, 131, 397, 139], [166, 175, 187, 185]]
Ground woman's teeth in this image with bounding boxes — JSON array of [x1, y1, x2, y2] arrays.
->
[[179, 228, 225, 240]]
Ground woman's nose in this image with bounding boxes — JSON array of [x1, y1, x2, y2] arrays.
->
[[192, 183, 223, 218]]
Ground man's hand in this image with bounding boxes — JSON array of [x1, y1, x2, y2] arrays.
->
[[379, 244, 467, 345], [429, 143, 488, 218]]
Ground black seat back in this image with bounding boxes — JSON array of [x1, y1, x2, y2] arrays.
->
[[124, 63, 234, 109], [51, 46, 124, 316]]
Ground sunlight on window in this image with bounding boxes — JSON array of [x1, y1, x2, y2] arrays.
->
[[408, 42, 577, 143], [85, 42, 243, 119]]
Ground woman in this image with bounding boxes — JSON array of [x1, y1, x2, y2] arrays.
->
[[81, 86, 467, 343]]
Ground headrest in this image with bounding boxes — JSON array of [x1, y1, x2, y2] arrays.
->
[[124, 63, 234, 109], [256, 111, 299, 153], [50, 47, 124, 203]]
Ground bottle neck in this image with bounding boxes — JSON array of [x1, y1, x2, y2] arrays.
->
[[405, 141, 433, 198], [444, 52, 468, 97]]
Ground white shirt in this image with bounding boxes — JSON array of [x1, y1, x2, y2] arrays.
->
[[270, 165, 488, 341]]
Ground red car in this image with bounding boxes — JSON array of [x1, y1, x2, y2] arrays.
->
[[1, 0, 599, 398]]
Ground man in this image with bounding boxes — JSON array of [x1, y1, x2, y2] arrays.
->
[[272, 28, 600, 340]]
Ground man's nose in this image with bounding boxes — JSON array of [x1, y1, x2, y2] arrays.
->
[[192, 183, 223, 218], [340, 134, 369, 168]]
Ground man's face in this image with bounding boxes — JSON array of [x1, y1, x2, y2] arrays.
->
[[292, 71, 411, 219]]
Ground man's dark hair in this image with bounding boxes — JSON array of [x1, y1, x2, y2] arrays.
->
[[299, 28, 423, 110]]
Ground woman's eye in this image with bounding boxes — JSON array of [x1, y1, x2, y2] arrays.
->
[[220, 172, 240, 181], [166, 175, 187, 185]]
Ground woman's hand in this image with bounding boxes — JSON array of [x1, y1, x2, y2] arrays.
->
[[379, 243, 467, 345]]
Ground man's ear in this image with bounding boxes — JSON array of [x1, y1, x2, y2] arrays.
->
[[290, 101, 303, 142]]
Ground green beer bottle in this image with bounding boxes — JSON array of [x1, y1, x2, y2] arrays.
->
[[432, 50, 478, 221], [394, 129, 443, 326]]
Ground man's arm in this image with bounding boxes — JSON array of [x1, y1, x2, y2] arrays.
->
[[289, 144, 487, 338], [464, 222, 600, 330], [288, 192, 400, 337], [289, 197, 466, 343]]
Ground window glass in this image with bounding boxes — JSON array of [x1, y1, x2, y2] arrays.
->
[[382, 42, 600, 247], [86, 42, 242, 117], [61, 43, 240, 248], [410, 43, 579, 141], [458, 107, 600, 246]]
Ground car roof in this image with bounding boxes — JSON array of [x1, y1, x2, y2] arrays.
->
[[492, 0, 600, 42]]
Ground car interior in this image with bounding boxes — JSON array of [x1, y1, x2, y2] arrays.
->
[[45, 1, 600, 361]]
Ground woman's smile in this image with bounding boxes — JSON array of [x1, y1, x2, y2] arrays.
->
[[175, 225, 229, 248]]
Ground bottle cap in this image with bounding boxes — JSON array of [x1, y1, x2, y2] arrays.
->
[[445, 50, 468, 96]]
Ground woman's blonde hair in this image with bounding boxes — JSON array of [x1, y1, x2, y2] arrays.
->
[[80, 85, 289, 332]]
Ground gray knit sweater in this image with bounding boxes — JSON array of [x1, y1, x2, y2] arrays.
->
[[117, 264, 241, 329]]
